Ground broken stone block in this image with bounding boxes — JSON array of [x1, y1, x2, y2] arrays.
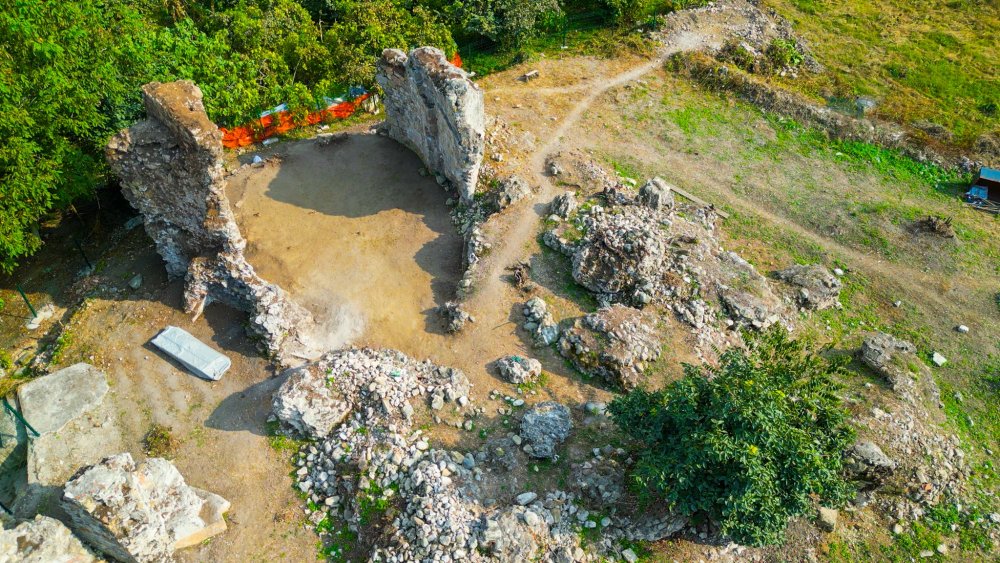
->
[[0, 515, 98, 563], [61, 453, 230, 563], [18, 363, 108, 436], [496, 355, 542, 385]]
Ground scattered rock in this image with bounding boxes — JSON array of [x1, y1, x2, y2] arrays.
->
[[845, 440, 897, 490], [956, 325, 969, 334], [931, 352, 947, 367], [637, 177, 673, 211], [522, 297, 559, 346], [438, 301, 474, 333], [774, 263, 842, 311], [817, 507, 838, 532], [549, 191, 578, 219], [492, 175, 532, 211], [515, 492, 538, 506], [520, 402, 572, 459]]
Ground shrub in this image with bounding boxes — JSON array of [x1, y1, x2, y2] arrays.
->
[[601, 0, 652, 26], [765, 38, 804, 69], [143, 423, 180, 458], [608, 326, 855, 546], [0, 349, 12, 371]]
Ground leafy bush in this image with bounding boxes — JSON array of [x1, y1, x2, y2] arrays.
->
[[765, 38, 804, 69], [461, 0, 562, 50], [0, 349, 12, 371], [608, 327, 856, 546], [600, 0, 651, 26]]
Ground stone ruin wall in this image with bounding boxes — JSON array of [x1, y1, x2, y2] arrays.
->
[[106, 81, 320, 365], [376, 46, 486, 202]]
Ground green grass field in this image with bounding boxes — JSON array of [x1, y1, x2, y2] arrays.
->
[[766, 0, 1000, 146]]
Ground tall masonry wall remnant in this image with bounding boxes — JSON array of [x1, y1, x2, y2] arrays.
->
[[376, 46, 485, 202], [106, 80, 321, 365]]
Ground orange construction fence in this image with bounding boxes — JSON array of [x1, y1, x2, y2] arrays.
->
[[220, 52, 462, 149]]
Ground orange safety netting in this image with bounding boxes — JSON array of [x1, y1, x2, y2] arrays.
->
[[220, 93, 371, 149], [220, 53, 459, 149]]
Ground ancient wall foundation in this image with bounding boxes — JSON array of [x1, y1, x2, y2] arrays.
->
[[376, 47, 485, 202], [106, 81, 320, 365]]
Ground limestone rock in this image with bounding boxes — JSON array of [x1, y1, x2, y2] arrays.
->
[[571, 207, 665, 300], [637, 177, 673, 211], [519, 402, 572, 459], [522, 298, 559, 346], [17, 363, 108, 436], [775, 264, 842, 311], [549, 191, 578, 219], [845, 440, 897, 490], [61, 453, 229, 563], [857, 332, 940, 405], [558, 305, 661, 390], [273, 363, 353, 439], [0, 515, 98, 563], [106, 80, 320, 366], [438, 301, 474, 333], [496, 355, 542, 385], [376, 47, 485, 202]]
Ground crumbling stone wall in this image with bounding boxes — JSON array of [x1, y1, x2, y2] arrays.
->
[[376, 47, 485, 202], [106, 81, 319, 365]]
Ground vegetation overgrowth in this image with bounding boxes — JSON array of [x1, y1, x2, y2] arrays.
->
[[609, 327, 856, 546]]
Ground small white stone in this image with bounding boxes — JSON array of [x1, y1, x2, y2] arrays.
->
[[931, 352, 947, 367]]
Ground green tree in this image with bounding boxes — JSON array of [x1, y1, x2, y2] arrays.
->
[[608, 327, 856, 546], [461, 0, 562, 50]]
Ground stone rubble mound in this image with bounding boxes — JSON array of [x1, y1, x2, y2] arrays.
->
[[438, 301, 475, 334], [774, 263, 842, 311], [496, 355, 542, 385], [271, 349, 626, 562], [522, 298, 559, 346], [0, 515, 98, 563], [558, 305, 661, 390], [376, 47, 485, 202], [519, 402, 572, 459], [61, 452, 229, 563], [545, 173, 786, 360], [491, 175, 533, 212]]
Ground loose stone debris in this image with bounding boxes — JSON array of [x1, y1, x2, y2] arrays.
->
[[61, 453, 230, 563], [438, 301, 475, 333]]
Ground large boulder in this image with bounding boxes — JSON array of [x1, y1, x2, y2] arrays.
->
[[376, 47, 485, 202], [519, 402, 572, 459], [549, 191, 578, 219], [61, 453, 229, 563], [558, 305, 661, 390], [0, 515, 98, 563], [496, 355, 542, 385], [774, 264, 842, 311], [637, 177, 673, 211], [857, 332, 940, 404]]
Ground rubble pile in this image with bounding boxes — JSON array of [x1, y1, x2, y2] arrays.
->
[[545, 174, 785, 360], [774, 263, 842, 311], [106, 80, 321, 365], [61, 453, 230, 563], [376, 47, 485, 202], [272, 349, 615, 562], [519, 402, 572, 459], [438, 301, 475, 333], [558, 305, 662, 390]]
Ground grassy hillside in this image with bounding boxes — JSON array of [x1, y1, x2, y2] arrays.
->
[[765, 0, 1000, 146]]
